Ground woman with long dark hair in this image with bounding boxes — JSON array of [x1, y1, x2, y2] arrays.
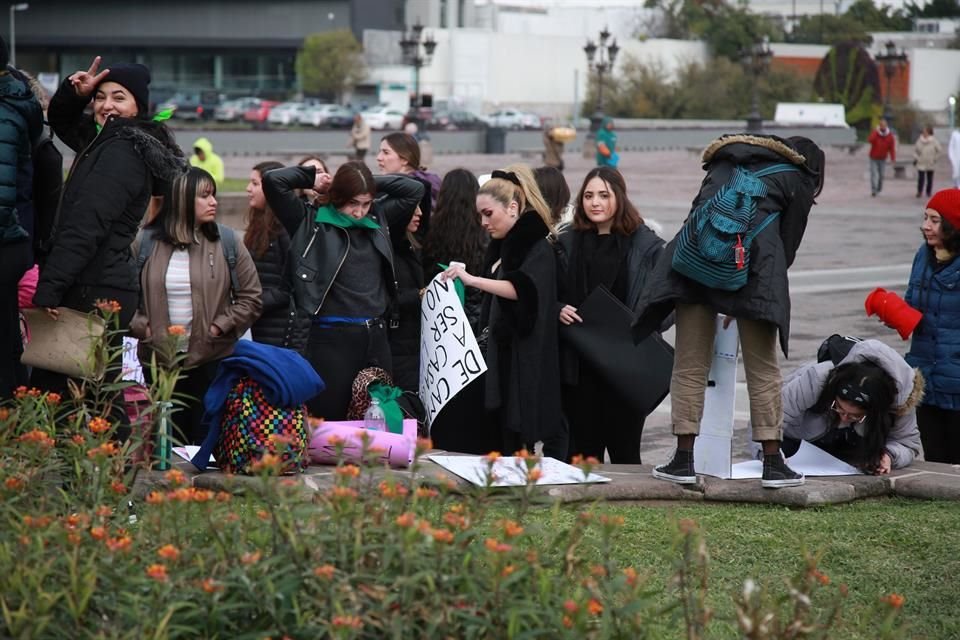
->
[[263, 160, 423, 419], [781, 340, 922, 473], [904, 189, 960, 463], [131, 168, 262, 444], [244, 160, 309, 350], [442, 164, 563, 455], [558, 166, 665, 463]]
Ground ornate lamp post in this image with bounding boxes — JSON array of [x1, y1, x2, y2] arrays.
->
[[8, 3, 29, 68], [739, 36, 772, 134], [875, 40, 908, 122], [583, 26, 619, 130], [399, 19, 437, 127]]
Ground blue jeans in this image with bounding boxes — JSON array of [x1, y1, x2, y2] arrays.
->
[[870, 158, 886, 194]]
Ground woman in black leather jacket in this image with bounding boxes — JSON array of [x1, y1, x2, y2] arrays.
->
[[262, 161, 424, 419]]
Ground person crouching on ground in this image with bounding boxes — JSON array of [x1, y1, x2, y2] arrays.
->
[[781, 339, 922, 474]]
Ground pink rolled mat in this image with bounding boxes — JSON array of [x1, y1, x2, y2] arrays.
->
[[308, 419, 417, 468]]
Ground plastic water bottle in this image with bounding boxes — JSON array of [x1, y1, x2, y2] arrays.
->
[[363, 398, 387, 432]]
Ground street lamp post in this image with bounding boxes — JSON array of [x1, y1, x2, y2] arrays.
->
[[583, 26, 619, 131], [398, 19, 437, 128], [739, 36, 772, 134], [8, 3, 28, 68], [949, 95, 956, 130], [875, 40, 908, 122]]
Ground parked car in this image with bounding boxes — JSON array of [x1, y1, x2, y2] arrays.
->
[[159, 91, 222, 121], [428, 109, 488, 131], [268, 101, 310, 126], [485, 109, 541, 130], [215, 97, 261, 122], [244, 100, 279, 128], [298, 104, 355, 128], [361, 105, 405, 130]]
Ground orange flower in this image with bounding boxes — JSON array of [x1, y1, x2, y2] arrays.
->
[[4, 476, 25, 491], [623, 567, 639, 587], [526, 468, 543, 483], [599, 514, 625, 528], [562, 615, 574, 629], [331, 615, 363, 630], [0, 407, 10, 421], [484, 451, 501, 463], [191, 489, 214, 503], [250, 453, 282, 475], [95, 299, 122, 314], [71, 434, 85, 446], [443, 512, 467, 530], [678, 518, 698, 534], [216, 491, 232, 503], [514, 448, 531, 460], [201, 578, 223, 593], [313, 564, 336, 579], [167, 324, 187, 336], [378, 481, 409, 499], [484, 538, 512, 553], [88, 416, 111, 434], [23, 515, 52, 529], [63, 513, 88, 530], [105, 535, 132, 553], [89, 526, 107, 541], [86, 442, 120, 459], [415, 437, 433, 453], [224, 513, 240, 523], [165, 469, 187, 487], [157, 544, 181, 561], [110, 480, 127, 495], [67, 532, 82, 545], [95, 505, 112, 518], [335, 464, 361, 479], [325, 434, 345, 447], [45, 393, 61, 406], [563, 600, 578, 613], [415, 486, 439, 499], [811, 569, 830, 586], [501, 564, 516, 578], [882, 593, 905, 609], [395, 512, 416, 528], [146, 563, 168, 582], [146, 491, 165, 505], [501, 520, 524, 539], [330, 486, 358, 500], [587, 598, 603, 616], [18, 429, 55, 449], [240, 551, 261, 565], [431, 529, 454, 544], [590, 564, 607, 578], [256, 509, 271, 522]]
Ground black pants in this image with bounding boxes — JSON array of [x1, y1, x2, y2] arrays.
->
[[918, 404, 960, 464], [304, 321, 392, 420], [30, 285, 138, 440], [0, 240, 31, 399], [917, 170, 934, 197], [171, 360, 221, 446], [563, 362, 645, 464]]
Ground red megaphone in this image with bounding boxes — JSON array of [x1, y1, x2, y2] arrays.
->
[[865, 288, 923, 340]]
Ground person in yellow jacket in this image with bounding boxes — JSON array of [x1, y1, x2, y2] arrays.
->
[[189, 137, 224, 186]]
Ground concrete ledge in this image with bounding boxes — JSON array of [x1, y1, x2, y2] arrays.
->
[[701, 476, 858, 507]]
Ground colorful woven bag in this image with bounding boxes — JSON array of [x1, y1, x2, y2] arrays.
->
[[213, 376, 309, 474]]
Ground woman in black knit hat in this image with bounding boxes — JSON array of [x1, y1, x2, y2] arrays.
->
[[31, 57, 186, 425]]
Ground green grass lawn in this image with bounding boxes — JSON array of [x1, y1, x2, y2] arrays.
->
[[511, 497, 958, 639], [220, 177, 249, 193]]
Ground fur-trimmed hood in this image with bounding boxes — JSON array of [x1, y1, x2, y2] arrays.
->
[[109, 121, 188, 185], [839, 339, 924, 416], [500, 210, 553, 273], [702, 134, 807, 167]]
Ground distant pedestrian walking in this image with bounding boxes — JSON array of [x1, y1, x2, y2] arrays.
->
[[868, 118, 896, 197], [542, 125, 566, 172], [948, 129, 960, 188], [913, 125, 941, 198], [349, 113, 370, 162], [595, 117, 618, 168], [190, 137, 224, 187]]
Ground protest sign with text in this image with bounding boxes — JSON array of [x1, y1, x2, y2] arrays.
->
[[418, 273, 487, 425]]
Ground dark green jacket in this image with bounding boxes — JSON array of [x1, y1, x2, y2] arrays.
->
[[0, 69, 42, 244]]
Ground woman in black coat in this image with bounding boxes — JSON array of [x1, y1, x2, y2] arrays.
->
[[442, 164, 563, 456], [558, 167, 664, 463], [633, 134, 825, 488], [31, 58, 184, 402], [244, 160, 310, 351]]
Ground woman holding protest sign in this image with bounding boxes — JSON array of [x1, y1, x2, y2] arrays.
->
[[263, 160, 423, 419], [558, 166, 665, 463], [442, 165, 563, 457]]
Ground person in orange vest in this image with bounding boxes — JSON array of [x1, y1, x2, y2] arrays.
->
[[868, 118, 896, 197]]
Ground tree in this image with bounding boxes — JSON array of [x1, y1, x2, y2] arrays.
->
[[642, 0, 784, 58], [295, 30, 367, 101], [906, 0, 960, 18], [790, 14, 872, 45]]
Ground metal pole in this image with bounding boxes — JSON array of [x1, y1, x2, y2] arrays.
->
[[9, 5, 15, 68], [597, 67, 604, 114]]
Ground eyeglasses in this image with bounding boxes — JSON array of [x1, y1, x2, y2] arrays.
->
[[831, 400, 866, 424]]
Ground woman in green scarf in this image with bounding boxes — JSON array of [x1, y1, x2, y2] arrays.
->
[[595, 117, 618, 168], [263, 161, 424, 420]]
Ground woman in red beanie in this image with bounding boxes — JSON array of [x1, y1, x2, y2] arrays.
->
[[904, 188, 960, 463]]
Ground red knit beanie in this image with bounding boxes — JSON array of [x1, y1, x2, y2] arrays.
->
[[926, 189, 960, 229]]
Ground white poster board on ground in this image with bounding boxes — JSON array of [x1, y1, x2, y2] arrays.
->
[[731, 440, 861, 478], [418, 274, 487, 426], [427, 455, 610, 487], [694, 318, 739, 479]]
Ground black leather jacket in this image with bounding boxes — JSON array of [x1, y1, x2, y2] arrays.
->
[[263, 165, 425, 317]]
